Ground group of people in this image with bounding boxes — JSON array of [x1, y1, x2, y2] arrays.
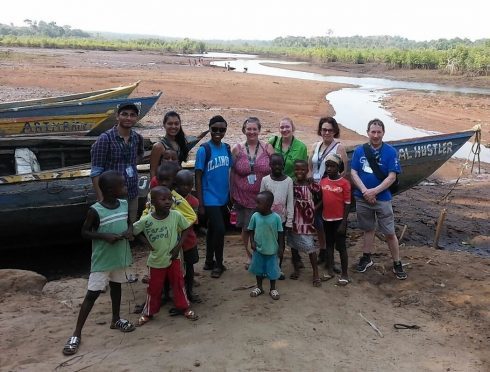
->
[[62, 102, 407, 356]]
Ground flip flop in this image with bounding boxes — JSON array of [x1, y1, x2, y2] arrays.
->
[[321, 273, 334, 281], [337, 278, 350, 286], [136, 315, 152, 327], [62, 336, 81, 356], [110, 318, 136, 332]]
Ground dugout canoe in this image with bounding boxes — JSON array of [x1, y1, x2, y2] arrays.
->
[[0, 81, 140, 111], [0, 129, 479, 250], [0, 92, 162, 136]]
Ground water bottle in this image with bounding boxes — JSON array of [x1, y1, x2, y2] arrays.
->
[[229, 207, 238, 225]]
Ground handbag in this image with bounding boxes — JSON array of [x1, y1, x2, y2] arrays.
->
[[362, 143, 399, 194]]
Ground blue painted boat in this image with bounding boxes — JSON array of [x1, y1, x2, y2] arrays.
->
[[0, 129, 478, 250], [0, 92, 162, 136]]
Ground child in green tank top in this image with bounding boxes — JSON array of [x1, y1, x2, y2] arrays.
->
[[62, 171, 135, 357]]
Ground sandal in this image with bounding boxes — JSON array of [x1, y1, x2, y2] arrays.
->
[[136, 315, 152, 327], [321, 273, 334, 281], [289, 272, 300, 280], [337, 278, 350, 286], [313, 278, 322, 287], [269, 289, 280, 300], [184, 309, 199, 321], [250, 287, 264, 297], [62, 336, 81, 356], [110, 318, 136, 332]]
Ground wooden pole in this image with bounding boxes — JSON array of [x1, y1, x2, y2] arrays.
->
[[433, 208, 447, 249]]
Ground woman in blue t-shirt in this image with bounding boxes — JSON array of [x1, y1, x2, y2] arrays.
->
[[195, 115, 233, 279]]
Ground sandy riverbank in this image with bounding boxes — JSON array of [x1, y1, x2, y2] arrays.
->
[[0, 48, 488, 371]]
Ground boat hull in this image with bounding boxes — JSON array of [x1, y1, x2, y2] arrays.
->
[[0, 82, 140, 110], [0, 93, 162, 136]]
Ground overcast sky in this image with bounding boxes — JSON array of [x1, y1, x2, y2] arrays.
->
[[1, 0, 489, 41]]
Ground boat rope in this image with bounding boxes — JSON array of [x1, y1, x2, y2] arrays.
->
[[439, 125, 482, 203]]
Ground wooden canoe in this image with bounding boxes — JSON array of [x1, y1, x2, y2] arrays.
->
[[0, 81, 140, 111], [0, 129, 478, 250], [0, 93, 162, 136]]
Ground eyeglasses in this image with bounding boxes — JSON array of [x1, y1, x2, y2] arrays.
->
[[321, 128, 334, 133], [119, 112, 138, 118], [211, 127, 227, 133]]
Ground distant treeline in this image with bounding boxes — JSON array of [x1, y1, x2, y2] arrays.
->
[[0, 21, 488, 76], [0, 20, 90, 38]]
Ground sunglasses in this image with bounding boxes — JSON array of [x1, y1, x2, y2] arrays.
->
[[321, 128, 334, 133], [211, 127, 227, 133]]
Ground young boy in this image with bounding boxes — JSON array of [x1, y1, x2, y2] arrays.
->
[[62, 170, 135, 356], [248, 191, 284, 300], [175, 169, 201, 303], [260, 153, 293, 278], [134, 186, 199, 325]]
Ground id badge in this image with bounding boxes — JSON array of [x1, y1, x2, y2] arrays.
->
[[313, 173, 321, 182], [125, 166, 135, 177], [247, 174, 257, 185]]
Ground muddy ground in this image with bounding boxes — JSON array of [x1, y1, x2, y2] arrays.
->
[[0, 48, 488, 371]]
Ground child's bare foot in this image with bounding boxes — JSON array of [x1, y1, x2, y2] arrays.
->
[[312, 277, 322, 287]]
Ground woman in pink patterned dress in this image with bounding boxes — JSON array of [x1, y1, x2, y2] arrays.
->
[[231, 117, 275, 267]]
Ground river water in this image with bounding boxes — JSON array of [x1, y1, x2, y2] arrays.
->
[[207, 54, 489, 163]]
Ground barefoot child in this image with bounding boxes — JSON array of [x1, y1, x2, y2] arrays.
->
[[133, 186, 198, 325], [248, 191, 284, 300], [62, 170, 135, 356], [174, 169, 201, 303], [319, 153, 351, 285], [260, 153, 293, 277], [288, 160, 322, 286]]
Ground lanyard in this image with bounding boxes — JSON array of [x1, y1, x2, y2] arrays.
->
[[316, 140, 337, 173], [245, 141, 260, 173]]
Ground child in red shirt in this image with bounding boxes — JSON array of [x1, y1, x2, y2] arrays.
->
[[319, 153, 351, 285], [175, 169, 201, 303]]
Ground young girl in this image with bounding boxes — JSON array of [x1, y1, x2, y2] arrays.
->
[[133, 186, 199, 325], [288, 160, 322, 286], [259, 154, 293, 275], [248, 191, 284, 300], [319, 153, 351, 285]]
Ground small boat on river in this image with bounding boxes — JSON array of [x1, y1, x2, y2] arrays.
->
[[0, 81, 140, 111], [0, 92, 162, 136], [0, 129, 479, 250]]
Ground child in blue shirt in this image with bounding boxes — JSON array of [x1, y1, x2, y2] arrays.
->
[[247, 191, 284, 300]]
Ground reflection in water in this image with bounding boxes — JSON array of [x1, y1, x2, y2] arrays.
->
[[211, 58, 489, 162]]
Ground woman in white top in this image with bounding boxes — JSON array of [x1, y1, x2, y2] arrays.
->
[[309, 117, 348, 267]]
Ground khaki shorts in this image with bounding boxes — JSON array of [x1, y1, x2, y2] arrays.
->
[[87, 268, 127, 291], [355, 198, 395, 235]]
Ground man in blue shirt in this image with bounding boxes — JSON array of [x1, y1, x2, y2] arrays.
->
[[351, 118, 407, 280], [195, 115, 232, 278], [90, 102, 144, 224]]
